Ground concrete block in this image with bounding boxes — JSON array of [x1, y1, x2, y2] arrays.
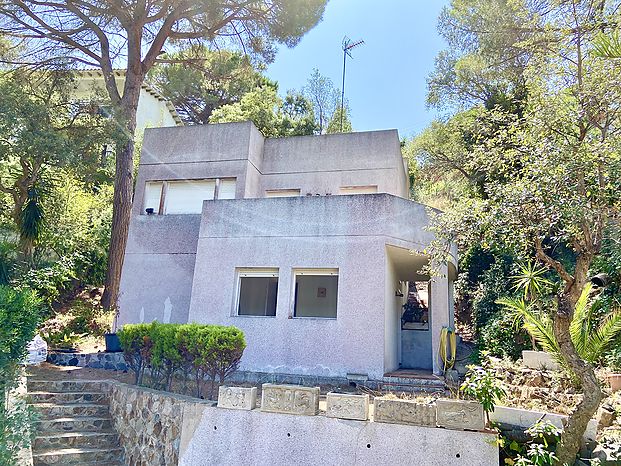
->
[[522, 350, 560, 371], [489, 405, 598, 443], [261, 384, 319, 416], [326, 393, 369, 421], [436, 399, 485, 431], [373, 397, 436, 427], [217, 386, 257, 411]]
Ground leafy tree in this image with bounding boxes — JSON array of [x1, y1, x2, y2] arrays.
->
[[0, 71, 109, 261], [210, 85, 317, 137], [302, 68, 341, 134], [0, 0, 328, 309], [148, 46, 269, 125], [422, 1, 621, 463], [326, 106, 352, 134]]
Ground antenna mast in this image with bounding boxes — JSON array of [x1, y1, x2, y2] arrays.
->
[[341, 36, 364, 132]]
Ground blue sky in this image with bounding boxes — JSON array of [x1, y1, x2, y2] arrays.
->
[[265, 1, 449, 139]]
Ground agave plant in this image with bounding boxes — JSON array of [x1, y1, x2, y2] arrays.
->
[[499, 283, 621, 368]]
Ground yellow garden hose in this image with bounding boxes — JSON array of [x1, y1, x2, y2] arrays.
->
[[438, 327, 457, 372]]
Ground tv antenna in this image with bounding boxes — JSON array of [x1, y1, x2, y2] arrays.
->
[[340, 36, 365, 132]]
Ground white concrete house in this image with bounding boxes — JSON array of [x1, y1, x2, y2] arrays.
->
[[118, 121, 457, 381], [72, 69, 183, 132]]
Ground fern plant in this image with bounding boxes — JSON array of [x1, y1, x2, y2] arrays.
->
[[499, 283, 621, 368]]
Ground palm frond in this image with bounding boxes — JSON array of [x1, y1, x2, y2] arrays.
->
[[585, 310, 621, 363], [499, 296, 562, 365], [569, 284, 592, 359], [593, 30, 621, 59]]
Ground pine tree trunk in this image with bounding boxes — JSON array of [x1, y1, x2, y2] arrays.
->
[[101, 73, 142, 310], [553, 293, 602, 466]]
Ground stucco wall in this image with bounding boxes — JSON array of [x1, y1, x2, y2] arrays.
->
[[189, 235, 387, 379], [118, 215, 201, 326], [180, 404, 498, 466]]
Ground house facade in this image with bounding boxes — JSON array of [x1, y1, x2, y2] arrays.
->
[[118, 121, 457, 379], [73, 69, 183, 131]]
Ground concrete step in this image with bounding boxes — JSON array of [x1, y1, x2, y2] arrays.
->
[[36, 416, 113, 433], [378, 376, 446, 394], [31, 402, 110, 418], [32, 447, 124, 466], [27, 380, 105, 393], [28, 391, 109, 404], [34, 431, 119, 450]]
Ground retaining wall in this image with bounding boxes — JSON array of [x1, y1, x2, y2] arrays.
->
[[102, 381, 498, 466]]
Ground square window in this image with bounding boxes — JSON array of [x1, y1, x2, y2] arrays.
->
[[293, 269, 338, 318], [236, 269, 278, 316]]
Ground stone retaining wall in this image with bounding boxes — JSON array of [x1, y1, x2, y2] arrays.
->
[[48, 351, 127, 371], [103, 381, 214, 466]]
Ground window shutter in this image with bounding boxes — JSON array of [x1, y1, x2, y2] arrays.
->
[[165, 180, 215, 214], [143, 182, 163, 213], [218, 179, 237, 200]]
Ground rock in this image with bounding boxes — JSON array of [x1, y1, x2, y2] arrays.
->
[[592, 444, 621, 465], [597, 406, 616, 430]]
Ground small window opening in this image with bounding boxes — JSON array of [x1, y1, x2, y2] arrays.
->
[[236, 269, 278, 317], [293, 269, 338, 318]]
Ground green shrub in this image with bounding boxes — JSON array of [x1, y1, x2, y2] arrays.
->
[[118, 322, 246, 399], [460, 362, 506, 422], [117, 323, 153, 384], [477, 311, 532, 361], [0, 285, 43, 466], [0, 286, 43, 396]]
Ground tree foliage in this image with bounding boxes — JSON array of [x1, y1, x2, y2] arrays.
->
[[148, 47, 269, 125], [0, 71, 111, 260], [418, 1, 621, 463]]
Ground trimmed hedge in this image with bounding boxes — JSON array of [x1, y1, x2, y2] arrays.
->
[[118, 322, 246, 399]]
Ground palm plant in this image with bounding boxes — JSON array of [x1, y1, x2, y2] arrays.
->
[[507, 262, 554, 350], [499, 283, 621, 369]]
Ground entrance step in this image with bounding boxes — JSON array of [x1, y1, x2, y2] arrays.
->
[[27, 378, 125, 466], [33, 431, 120, 450], [32, 447, 124, 465], [380, 371, 446, 393], [29, 391, 108, 404]]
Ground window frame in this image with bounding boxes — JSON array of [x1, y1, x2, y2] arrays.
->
[[291, 268, 339, 320], [233, 268, 279, 318], [338, 185, 378, 195], [265, 188, 302, 198], [141, 177, 237, 215]]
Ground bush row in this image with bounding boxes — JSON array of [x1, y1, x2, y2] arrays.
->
[[118, 322, 246, 399]]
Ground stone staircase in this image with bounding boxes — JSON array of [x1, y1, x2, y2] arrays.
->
[[27, 379, 125, 466]]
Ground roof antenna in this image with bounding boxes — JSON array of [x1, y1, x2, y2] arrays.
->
[[341, 36, 365, 132]]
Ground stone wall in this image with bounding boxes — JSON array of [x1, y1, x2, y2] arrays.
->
[[48, 351, 127, 371], [104, 381, 214, 466]]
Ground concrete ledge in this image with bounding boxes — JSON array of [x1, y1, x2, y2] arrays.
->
[[490, 405, 597, 443], [522, 351, 560, 371], [436, 399, 485, 431]]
